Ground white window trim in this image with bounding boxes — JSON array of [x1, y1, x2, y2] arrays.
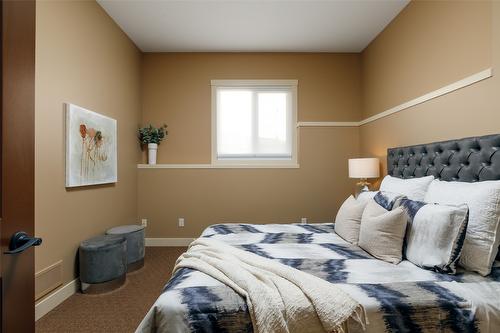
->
[[211, 79, 298, 167]]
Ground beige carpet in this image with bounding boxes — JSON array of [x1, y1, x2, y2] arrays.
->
[[36, 247, 186, 333]]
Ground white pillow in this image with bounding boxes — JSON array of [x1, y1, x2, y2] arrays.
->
[[334, 195, 369, 244], [424, 179, 500, 276], [380, 175, 434, 201]]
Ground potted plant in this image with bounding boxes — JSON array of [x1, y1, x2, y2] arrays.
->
[[138, 124, 168, 165]]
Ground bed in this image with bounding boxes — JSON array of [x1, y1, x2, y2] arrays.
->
[[137, 134, 500, 333]]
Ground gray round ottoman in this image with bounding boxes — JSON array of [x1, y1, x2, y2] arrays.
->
[[106, 225, 145, 272], [79, 235, 126, 294]]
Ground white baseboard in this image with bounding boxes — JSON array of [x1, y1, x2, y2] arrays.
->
[[34, 239, 190, 320], [145, 238, 194, 247], [35, 278, 79, 321]]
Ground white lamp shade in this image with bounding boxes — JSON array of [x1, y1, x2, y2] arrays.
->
[[348, 158, 380, 179]]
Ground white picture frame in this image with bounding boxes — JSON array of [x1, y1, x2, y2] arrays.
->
[[65, 103, 117, 187]]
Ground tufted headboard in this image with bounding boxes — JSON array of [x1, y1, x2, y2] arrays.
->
[[387, 134, 500, 182]]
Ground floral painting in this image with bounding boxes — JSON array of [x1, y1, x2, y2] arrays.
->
[[65, 103, 117, 187]]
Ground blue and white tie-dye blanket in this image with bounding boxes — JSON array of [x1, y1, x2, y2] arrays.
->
[[137, 223, 500, 333]]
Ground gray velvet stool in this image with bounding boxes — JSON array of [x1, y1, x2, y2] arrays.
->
[[106, 225, 145, 272], [79, 235, 127, 294]]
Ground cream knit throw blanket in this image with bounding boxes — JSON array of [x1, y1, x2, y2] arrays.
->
[[174, 238, 366, 333]]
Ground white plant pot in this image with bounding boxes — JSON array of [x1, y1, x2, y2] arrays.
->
[[148, 143, 158, 165]]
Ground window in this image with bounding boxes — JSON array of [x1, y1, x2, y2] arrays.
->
[[211, 80, 298, 166]]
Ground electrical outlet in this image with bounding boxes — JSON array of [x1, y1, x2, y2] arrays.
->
[[178, 218, 185, 227], [301, 217, 307, 224], [141, 218, 148, 227]]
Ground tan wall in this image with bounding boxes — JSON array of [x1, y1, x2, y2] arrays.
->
[[360, 0, 498, 176], [138, 127, 360, 237], [35, 0, 142, 290], [361, 0, 492, 119], [34, 0, 499, 294], [142, 53, 361, 164], [139, 53, 362, 237]]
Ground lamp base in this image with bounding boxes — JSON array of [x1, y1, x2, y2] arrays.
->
[[354, 178, 371, 198]]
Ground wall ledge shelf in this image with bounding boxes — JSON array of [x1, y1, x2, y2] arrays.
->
[[137, 163, 300, 169]]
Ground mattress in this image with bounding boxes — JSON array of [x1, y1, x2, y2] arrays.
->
[[137, 223, 500, 333]]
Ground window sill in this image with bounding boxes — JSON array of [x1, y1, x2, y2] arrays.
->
[[137, 163, 300, 169]]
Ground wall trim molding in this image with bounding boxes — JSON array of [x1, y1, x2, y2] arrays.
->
[[298, 68, 492, 128], [358, 68, 493, 126], [297, 121, 359, 127], [138, 163, 300, 169], [146, 238, 194, 246], [35, 278, 79, 321]]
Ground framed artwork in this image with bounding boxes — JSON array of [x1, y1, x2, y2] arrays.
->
[[65, 103, 117, 187]]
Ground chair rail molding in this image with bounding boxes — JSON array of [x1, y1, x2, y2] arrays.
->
[[300, 68, 492, 128], [358, 68, 492, 126]]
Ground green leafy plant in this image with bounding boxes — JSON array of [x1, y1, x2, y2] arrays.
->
[[138, 124, 168, 146]]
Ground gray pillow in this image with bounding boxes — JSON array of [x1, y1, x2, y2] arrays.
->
[[334, 195, 369, 244], [358, 200, 407, 264], [398, 198, 469, 274]]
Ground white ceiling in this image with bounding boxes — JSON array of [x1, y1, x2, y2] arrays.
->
[[97, 0, 409, 53]]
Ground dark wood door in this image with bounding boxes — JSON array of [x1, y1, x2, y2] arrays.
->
[[1, 1, 37, 332]]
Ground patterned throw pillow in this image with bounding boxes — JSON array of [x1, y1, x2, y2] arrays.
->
[[334, 195, 370, 244], [373, 191, 405, 210], [397, 198, 469, 274]]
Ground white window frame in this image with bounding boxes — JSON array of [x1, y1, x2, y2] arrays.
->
[[211, 80, 298, 167]]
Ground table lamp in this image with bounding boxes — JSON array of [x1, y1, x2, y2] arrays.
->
[[348, 157, 380, 196]]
